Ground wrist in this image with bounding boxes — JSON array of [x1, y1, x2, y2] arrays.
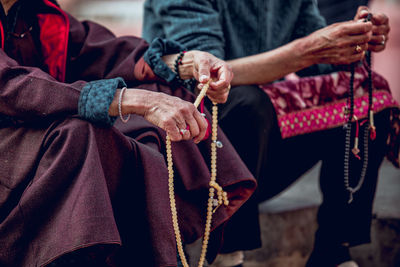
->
[[293, 36, 319, 67], [162, 51, 194, 80], [125, 89, 152, 116], [109, 89, 151, 117], [178, 51, 194, 80]]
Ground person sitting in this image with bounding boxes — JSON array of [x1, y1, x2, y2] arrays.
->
[[143, 1, 399, 266], [0, 0, 257, 266]]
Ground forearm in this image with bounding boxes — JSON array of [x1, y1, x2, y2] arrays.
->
[[0, 52, 83, 120], [229, 38, 315, 86]]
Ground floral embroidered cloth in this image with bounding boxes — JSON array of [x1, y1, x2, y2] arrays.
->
[[260, 65, 400, 167]]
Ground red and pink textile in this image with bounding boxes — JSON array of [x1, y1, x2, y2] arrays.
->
[[261, 65, 400, 167]]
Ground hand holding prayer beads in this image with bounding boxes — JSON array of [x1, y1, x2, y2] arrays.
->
[[354, 6, 390, 53]]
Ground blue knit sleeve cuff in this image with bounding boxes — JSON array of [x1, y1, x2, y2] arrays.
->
[[144, 37, 185, 83], [78, 77, 127, 127]]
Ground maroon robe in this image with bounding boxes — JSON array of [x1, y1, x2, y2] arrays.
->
[[0, 1, 256, 266]]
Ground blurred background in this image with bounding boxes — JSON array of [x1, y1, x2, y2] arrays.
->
[[57, 0, 400, 103]]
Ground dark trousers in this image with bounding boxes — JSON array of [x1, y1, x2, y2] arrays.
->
[[207, 85, 390, 253]]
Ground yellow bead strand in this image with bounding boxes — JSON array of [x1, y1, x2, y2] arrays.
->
[[165, 81, 229, 267]]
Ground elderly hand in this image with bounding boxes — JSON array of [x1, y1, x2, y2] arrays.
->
[[302, 20, 372, 65], [354, 6, 390, 53], [109, 89, 208, 143], [167, 50, 233, 104], [188, 50, 233, 104]]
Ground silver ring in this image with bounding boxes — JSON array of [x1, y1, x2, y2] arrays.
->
[[381, 35, 386, 45], [179, 129, 188, 135], [200, 113, 206, 117], [355, 45, 362, 53]]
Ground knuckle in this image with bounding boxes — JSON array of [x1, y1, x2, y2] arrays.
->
[[162, 117, 174, 128], [336, 41, 345, 49], [199, 57, 209, 65], [179, 105, 190, 115]]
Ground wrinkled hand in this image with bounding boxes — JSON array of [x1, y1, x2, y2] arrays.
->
[[186, 50, 233, 104], [142, 91, 208, 143], [304, 19, 372, 65], [354, 6, 390, 52]]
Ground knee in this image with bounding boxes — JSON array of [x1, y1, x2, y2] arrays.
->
[[229, 85, 276, 124], [43, 118, 123, 157]]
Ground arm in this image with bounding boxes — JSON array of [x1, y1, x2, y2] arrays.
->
[[229, 20, 372, 85], [67, 15, 160, 85], [143, 0, 225, 59], [67, 15, 231, 103], [0, 47, 231, 142], [145, 0, 372, 87], [0, 49, 84, 121]]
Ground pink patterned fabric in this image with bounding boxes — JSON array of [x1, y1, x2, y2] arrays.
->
[[260, 65, 399, 138], [260, 65, 400, 167]]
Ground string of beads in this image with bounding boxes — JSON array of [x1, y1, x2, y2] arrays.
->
[[344, 51, 374, 204], [165, 80, 229, 267]]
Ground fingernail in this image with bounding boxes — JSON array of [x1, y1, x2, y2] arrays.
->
[[200, 75, 208, 82]]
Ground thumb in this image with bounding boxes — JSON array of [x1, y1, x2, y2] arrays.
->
[[355, 6, 369, 20], [197, 58, 211, 84]]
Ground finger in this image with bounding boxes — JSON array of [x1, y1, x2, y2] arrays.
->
[[330, 45, 366, 65], [371, 13, 389, 26], [368, 43, 386, 53], [339, 32, 371, 47], [173, 112, 187, 131], [345, 50, 366, 64], [193, 111, 208, 143], [165, 120, 183, 142], [183, 111, 200, 140], [210, 65, 231, 89], [340, 20, 372, 36], [196, 57, 211, 84], [372, 24, 390, 36], [369, 34, 387, 45], [207, 89, 228, 104], [179, 126, 191, 140], [354, 6, 369, 20], [170, 110, 187, 141], [351, 43, 368, 55]]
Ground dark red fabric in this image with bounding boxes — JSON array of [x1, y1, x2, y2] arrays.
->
[[133, 56, 162, 83], [0, 1, 256, 267], [0, 21, 4, 49], [39, 0, 69, 82]]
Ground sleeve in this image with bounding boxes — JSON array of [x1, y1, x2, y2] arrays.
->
[[66, 14, 180, 86], [292, 0, 337, 77], [291, 0, 327, 40], [142, 0, 226, 59], [0, 49, 122, 127]]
